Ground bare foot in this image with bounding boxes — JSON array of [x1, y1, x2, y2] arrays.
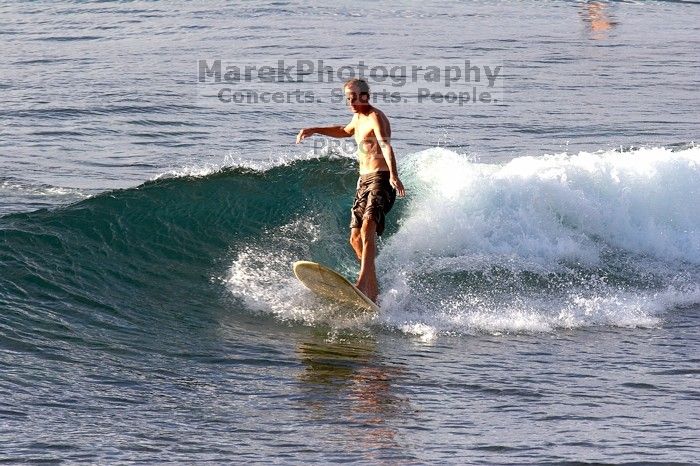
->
[[355, 279, 378, 303]]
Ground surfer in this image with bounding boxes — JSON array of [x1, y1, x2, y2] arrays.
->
[[296, 78, 406, 302]]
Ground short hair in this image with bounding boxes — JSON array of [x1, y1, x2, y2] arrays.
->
[[343, 78, 370, 96]]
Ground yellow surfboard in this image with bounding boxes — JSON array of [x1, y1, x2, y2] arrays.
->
[[293, 261, 380, 313]]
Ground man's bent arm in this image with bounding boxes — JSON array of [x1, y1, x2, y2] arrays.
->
[[380, 142, 399, 176], [372, 115, 406, 197]]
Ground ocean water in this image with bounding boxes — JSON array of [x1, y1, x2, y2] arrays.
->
[[1, 1, 699, 464]]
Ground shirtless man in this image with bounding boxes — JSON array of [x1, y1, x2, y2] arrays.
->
[[296, 78, 406, 302]]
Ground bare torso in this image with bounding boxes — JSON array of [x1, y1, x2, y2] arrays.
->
[[352, 107, 391, 175]]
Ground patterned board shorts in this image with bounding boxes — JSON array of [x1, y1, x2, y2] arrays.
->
[[350, 171, 397, 236]]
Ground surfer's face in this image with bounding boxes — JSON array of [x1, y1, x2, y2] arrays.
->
[[344, 86, 369, 113]]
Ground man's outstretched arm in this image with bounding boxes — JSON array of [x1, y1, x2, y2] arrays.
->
[[296, 117, 356, 144]]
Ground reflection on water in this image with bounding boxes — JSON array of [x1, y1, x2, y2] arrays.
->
[[580, 1, 618, 39], [295, 334, 411, 460]]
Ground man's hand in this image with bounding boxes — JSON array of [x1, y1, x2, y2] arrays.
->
[[390, 174, 406, 198], [296, 128, 314, 144]]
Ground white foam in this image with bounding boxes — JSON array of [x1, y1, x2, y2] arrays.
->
[[377, 283, 700, 337], [383, 145, 700, 270], [376, 146, 700, 336]]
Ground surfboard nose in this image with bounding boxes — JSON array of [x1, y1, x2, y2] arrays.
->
[[293, 261, 380, 312]]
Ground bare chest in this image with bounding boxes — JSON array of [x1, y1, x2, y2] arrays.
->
[[353, 118, 377, 144]]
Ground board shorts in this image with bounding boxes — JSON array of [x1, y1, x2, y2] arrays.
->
[[350, 171, 397, 236]]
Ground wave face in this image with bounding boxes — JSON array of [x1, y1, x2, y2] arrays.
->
[[1, 147, 699, 345], [0, 157, 360, 352]]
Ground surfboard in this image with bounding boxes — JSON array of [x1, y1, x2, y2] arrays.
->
[[293, 260, 380, 313]]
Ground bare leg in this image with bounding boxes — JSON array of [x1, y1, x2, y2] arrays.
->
[[349, 228, 362, 261], [355, 218, 379, 302]]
